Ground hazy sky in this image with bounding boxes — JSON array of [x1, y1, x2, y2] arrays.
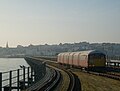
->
[[0, 0, 120, 47]]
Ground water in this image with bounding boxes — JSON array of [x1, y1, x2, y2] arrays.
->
[[0, 58, 29, 72], [0, 58, 30, 91]]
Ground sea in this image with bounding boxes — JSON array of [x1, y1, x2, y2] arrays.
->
[[0, 58, 29, 72], [0, 58, 30, 91]]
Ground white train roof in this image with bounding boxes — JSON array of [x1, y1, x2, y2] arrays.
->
[[58, 50, 105, 56]]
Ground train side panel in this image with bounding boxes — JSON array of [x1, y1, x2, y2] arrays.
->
[[78, 54, 88, 68], [72, 53, 79, 66], [68, 53, 75, 65], [59, 53, 64, 63], [57, 53, 61, 63], [64, 53, 70, 64]]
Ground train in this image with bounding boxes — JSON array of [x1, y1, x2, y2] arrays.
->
[[57, 50, 106, 71]]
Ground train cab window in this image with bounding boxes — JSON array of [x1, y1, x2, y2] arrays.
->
[[89, 54, 105, 60]]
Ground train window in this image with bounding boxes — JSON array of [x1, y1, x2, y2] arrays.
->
[[90, 54, 105, 60]]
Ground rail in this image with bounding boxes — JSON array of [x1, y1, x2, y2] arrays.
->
[[64, 70, 75, 91], [45, 70, 61, 91], [36, 57, 81, 91], [0, 67, 34, 91], [25, 67, 53, 91], [88, 71, 120, 81], [36, 68, 61, 91]]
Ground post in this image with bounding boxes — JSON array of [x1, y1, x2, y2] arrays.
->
[[27, 67, 29, 87], [31, 67, 32, 80], [0, 73, 2, 91], [23, 67, 25, 89], [17, 69, 19, 91], [9, 71, 12, 91], [31, 67, 34, 84]]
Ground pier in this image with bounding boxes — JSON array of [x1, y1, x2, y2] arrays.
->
[[0, 67, 33, 91], [0, 57, 46, 91]]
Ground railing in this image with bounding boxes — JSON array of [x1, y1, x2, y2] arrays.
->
[[0, 67, 34, 91]]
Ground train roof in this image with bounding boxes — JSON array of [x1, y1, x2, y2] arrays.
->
[[58, 50, 105, 56]]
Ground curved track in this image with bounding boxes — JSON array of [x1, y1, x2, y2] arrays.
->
[[36, 67, 61, 91], [33, 57, 81, 91], [66, 71, 75, 91], [64, 70, 81, 91]]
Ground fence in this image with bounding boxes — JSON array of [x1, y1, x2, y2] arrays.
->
[[0, 67, 34, 91]]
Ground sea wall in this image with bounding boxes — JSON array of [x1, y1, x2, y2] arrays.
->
[[24, 57, 46, 82]]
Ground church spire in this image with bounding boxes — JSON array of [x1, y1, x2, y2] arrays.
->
[[6, 42, 9, 48]]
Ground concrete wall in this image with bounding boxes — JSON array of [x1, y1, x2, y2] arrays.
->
[[24, 57, 46, 82]]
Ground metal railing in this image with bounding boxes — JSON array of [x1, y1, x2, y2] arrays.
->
[[0, 67, 34, 91]]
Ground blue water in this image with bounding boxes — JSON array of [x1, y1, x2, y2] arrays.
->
[[0, 58, 29, 72]]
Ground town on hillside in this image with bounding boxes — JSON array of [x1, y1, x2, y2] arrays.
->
[[0, 42, 120, 60]]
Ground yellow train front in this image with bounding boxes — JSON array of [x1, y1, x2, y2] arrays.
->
[[87, 50, 106, 72]]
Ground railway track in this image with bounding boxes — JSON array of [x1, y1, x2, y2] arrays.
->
[[35, 66, 81, 91], [25, 57, 81, 91], [37, 69, 61, 91], [107, 72, 120, 77], [45, 64, 81, 91], [65, 70, 75, 91], [64, 70, 81, 91], [88, 71, 120, 81], [25, 67, 57, 91], [106, 66, 120, 73]]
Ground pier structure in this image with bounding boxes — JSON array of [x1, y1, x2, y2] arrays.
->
[[106, 60, 120, 67], [0, 57, 46, 91], [0, 67, 33, 91]]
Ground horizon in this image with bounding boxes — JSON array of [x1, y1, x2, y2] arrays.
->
[[0, 0, 120, 47], [1, 41, 120, 48]]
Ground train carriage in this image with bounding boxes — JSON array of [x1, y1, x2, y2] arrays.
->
[[63, 52, 71, 64], [57, 50, 106, 71], [72, 52, 81, 66]]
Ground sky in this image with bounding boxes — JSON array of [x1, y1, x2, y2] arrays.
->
[[0, 0, 120, 47]]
